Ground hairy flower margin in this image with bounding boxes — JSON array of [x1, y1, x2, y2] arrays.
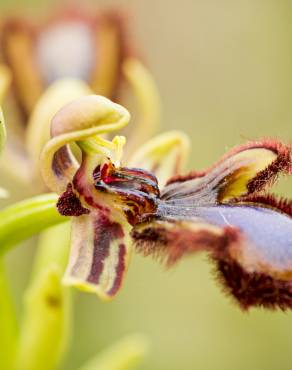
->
[[40, 95, 292, 311]]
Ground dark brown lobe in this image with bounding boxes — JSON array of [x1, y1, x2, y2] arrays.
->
[[57, 183, 90, 216]]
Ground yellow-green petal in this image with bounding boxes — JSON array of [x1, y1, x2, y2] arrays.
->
[[40, 95, 130, 193], [123, 58, 161, 158], [26, 78, 92, 176], [128, 130, 190, 187]]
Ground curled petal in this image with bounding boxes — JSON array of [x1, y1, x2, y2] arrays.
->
[[163, 139, 291, 204], [40, 95, 130, 193], [26, 78, 92, 173], [122, 58, 161, 158], [128, 131, 190, 188], [63, 209, 132, 299]]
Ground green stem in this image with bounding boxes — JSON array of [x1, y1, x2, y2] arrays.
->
[[14, 223, 72, 370], [0, 258, 18, 370], [0, 193, 67, 255]]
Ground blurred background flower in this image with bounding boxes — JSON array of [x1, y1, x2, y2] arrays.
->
[[0, 4, 160, 195], [0, 1, 292, 370]]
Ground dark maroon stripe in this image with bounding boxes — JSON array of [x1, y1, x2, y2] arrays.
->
[[107, 243, 126, 296], [87, 214, 124, 284]]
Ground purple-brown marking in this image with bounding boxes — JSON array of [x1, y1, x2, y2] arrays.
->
[[57, 183, 90, 216], [235, 194, 292, 217], [87, 214, 124, 284], [93, 162, 159, 224], [52, 146, 73, 178], [132, 222, 238, 266], [215, 257, 292, 311], [107, 243, 126, 296]]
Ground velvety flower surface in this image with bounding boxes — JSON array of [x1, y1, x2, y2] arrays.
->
[[41, 95, 292, 310]]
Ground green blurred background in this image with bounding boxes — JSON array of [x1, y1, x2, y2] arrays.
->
[[1, 0, 292, 369]]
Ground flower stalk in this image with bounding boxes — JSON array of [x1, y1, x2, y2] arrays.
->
[[0, 259, 18, 370], [0, 193, 66, 255], [14, 222, 72, 370]]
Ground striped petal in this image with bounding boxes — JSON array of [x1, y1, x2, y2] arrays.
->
[[63, 209, 132, 299], [163, 139, 291, 203], [128, 131, 190, 188]]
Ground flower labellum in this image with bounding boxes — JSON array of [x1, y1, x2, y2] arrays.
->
[[41, 95, 292, 310]]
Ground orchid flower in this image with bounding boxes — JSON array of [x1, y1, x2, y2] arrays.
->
[[0, 7, 160, 187], [41, 95, 292, 310]]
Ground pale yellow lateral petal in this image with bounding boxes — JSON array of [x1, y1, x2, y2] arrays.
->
[[128, 130, 190, 187], [123, 58, 161, 158]]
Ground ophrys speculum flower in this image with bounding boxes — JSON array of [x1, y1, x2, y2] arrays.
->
[[41, 95, 292, 309]]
